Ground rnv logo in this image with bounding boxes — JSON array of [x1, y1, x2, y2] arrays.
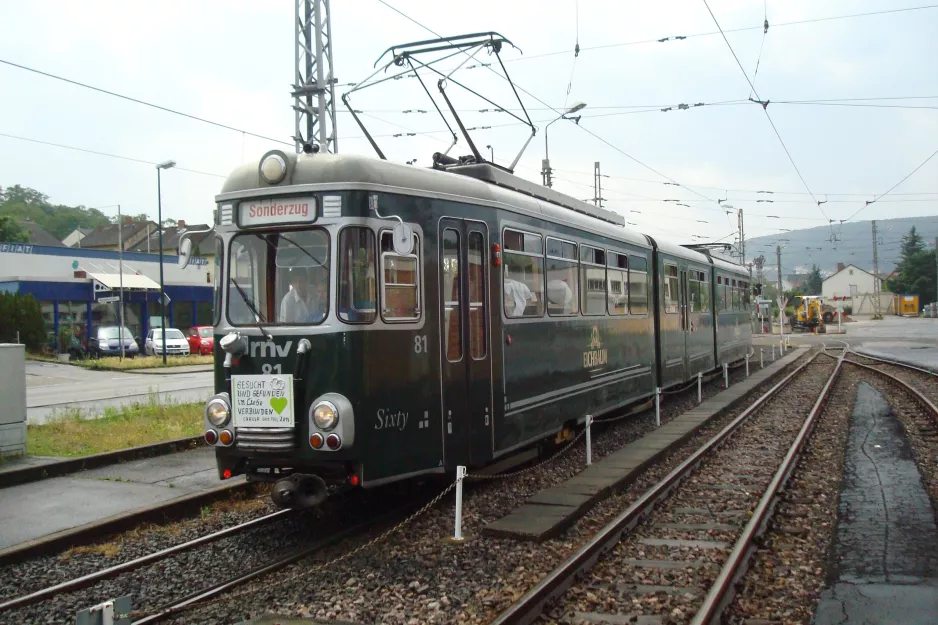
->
[[250, 340, 293, 358]]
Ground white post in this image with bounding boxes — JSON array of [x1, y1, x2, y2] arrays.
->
[[723, 363, 729, 388], [697, 372, 702, 404], [452, 466, 467, 542], [745, 354, 750, 377], [655, 387, 661, 427], [760, 348, 764, 369], [585, 415, 593, 466], [772, 344, 776, 361]]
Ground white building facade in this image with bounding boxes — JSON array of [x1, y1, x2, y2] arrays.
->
[[821, 264, 892, 314]]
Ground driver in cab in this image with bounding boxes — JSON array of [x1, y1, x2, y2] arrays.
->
[[279, 269, 326, 323]]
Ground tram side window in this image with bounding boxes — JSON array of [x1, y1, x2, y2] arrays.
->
[[380, 231, 421, 322], [688, 270, 701, 313], [338, 228, 376, 324], [607, 252, 628, 315], [629, 255, 648, 314], [741, 281, 750, 311], [546, 237, 578, 316], [580, 245, 607, 316], [698, 271, 710, 313], [212, 237, 223, 325], [732, 279, 740, 311], [717, 276, 726, 312], [503, 229, 544, 318], [663, 264, 679, 314]]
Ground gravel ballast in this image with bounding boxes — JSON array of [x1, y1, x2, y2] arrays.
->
[[0, 353, 804, 625]]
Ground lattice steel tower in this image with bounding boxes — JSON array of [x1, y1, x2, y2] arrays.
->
[[294, 0, 338, 153]]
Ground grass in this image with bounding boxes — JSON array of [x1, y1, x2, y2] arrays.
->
[[27, 395, 204, 458], [74, 354, 214, 371], [26, 352, 212, 370]]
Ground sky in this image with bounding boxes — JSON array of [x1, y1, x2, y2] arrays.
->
[[1, 0, 936, 260]]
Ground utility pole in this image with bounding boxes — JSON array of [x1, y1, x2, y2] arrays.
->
[[934, 237, 937, 313], [294, 0, 337, 154], [777, 245, 785, 339], [117, 204, 125, 361], [872, 220, 883, 320], [737, 208, 745, 265], [592, 162, 604, 208]]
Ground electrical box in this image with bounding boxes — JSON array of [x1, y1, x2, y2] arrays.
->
[[0, 344, 26, 459]]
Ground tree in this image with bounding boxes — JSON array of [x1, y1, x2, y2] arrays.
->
[[804, 265, 823, 295], [0, 293, 46, 350], [0, 216, 29, 243], [900, 226, 925, 262], [887, 249, 937, 306], [0, 184, 110, 239]]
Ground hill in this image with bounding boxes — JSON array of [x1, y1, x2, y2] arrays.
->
[[746, 215, 938, 276]]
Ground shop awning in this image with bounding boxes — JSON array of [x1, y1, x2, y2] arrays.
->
[[88, 271, 161, 291]]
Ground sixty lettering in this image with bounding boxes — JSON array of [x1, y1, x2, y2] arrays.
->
[[375, 409, 408, 431]]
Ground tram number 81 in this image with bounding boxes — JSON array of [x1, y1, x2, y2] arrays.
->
[[414, 335, 428, 354], [262, 363, 283, 374]]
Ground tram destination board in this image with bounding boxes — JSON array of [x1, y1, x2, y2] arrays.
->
[[232, 374, 295, 427]]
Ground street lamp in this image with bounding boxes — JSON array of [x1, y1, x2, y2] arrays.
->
[[486, 144, 494, 162], [156, 159, 176, 365], [542, 101, 586, 188]]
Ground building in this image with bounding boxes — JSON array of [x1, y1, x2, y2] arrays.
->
[[822, 263, 892, 314], [61, 227, 94, 248], [128, 220, 215, 259], [65, 220, 158, 251], [0, 241, 214, 345], [17, 220, 65, 247]]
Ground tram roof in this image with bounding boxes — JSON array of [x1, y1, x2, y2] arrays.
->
[[218, 152, 651, 249]]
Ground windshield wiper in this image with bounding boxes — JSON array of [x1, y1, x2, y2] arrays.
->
[[229, 278, 273, 341]]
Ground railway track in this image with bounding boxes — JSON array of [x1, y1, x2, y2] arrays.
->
[[491, 351, 840, 625], [0, 354, 792, 625]]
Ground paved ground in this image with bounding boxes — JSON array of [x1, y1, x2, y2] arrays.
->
[[0, 447, 233, 550], [25, 360, 214, 424], [814, 382, 938, 624], [754, 316, 938, 371]]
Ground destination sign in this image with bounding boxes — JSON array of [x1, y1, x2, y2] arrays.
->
[[239, 196, 317, 227]]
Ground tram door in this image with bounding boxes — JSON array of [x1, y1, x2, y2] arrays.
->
[[439, 219, 493, 468], [679, 267, 690, 376]]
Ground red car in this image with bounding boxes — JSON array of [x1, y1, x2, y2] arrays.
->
[[186, 326, 215, 355]]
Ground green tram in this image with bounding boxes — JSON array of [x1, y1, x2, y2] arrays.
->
[[189, 149, 752, 507]]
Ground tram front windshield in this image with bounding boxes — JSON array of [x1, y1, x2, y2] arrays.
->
[[227, 229, 330, 326]]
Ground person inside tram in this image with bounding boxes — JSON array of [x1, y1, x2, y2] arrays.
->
[[279, 268, 327, 323], [504, 277, 537, 316], [547, 278, 575, 315]]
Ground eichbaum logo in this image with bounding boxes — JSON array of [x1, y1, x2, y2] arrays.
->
[[583, 325, 608, 369]]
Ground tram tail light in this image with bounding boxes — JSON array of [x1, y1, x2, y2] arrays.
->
[[219, 430, 234, 445], [492, 243, 501, 266], [204, 430, 218, 445], [222, 469, 232, 480], [326, 434, 341, 450], [310, 433, 324, 449], [349, 474, 360, 487]]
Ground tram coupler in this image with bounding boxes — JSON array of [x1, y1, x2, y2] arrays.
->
[[271, 473, 328, 509]]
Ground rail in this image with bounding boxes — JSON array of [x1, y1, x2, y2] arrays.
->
[[490, 350, 824, 625]]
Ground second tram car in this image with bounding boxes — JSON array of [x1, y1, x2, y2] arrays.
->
[[192, 150, 752, 507]]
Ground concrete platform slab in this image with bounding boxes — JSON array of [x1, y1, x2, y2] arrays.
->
[[484, 348, 807, 541], [0, 445, 225, 551], [0, 476, 188, 549]]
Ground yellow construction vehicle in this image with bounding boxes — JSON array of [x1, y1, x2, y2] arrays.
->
[[789, 295, 827, 333]]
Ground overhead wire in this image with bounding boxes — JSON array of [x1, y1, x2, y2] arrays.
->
[[0, 132, 227, 178], [702, 0, 832, 232], [0, 59, 293, 147], [504, 4, 938, 64], [843, 145, 938, 222]]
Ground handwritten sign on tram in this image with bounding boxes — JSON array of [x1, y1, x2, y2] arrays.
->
[[232, 374, 295, 427], [239, 196, 317, 227]]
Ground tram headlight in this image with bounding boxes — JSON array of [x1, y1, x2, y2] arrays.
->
[[312, 401, 338, 431], [260, 153, 287, 184], [205, 396, 231, 427]]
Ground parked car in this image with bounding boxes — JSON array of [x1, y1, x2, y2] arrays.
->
[[186, 326, 215, 355], [145, 328, 190, 356], [88, 326, 139, 359]]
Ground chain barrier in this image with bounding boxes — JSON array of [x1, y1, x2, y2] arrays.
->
[[131, 481, 458, 621], [466, 426, 588, 480]]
